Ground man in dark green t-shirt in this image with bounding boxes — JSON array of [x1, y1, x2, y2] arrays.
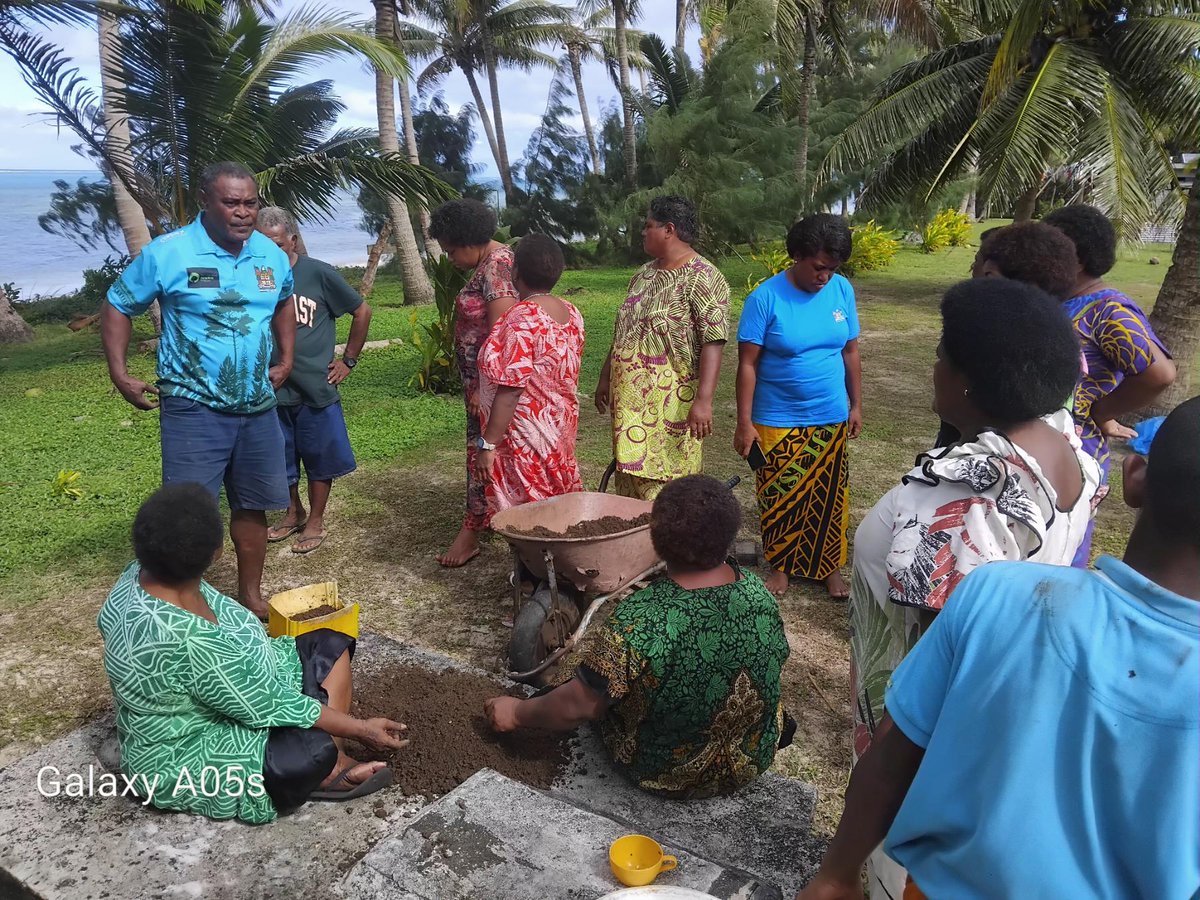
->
[[258, 208, 372, 554]]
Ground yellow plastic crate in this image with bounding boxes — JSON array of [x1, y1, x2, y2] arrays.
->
[[267, 581, 359, 640]]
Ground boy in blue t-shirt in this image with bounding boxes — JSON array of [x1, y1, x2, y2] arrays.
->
[[797, 397, 1200, 900]]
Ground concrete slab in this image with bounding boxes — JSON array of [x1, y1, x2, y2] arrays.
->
[[339, 768, 781, 900], [0, 711, 428, 900], [551, 728, 827, 897], [0, 634, 824, 899]]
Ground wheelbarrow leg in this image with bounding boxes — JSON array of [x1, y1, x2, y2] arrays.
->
[[599, 459, 618, 494], [543, 549, 565, 650]]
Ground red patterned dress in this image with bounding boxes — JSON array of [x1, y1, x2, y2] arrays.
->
[[478, 298, 585, 522], [453, 246, 518, 530]]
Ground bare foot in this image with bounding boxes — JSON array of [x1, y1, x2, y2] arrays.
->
[[824, 570, 850, 600], [764, 569, 789, 598], [437, 526, 481, 567], [241, 598, 270, 621]]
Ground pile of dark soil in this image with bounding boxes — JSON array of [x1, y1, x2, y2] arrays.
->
[[351, 662, 571, 796], [511, 512, 651, 540], [292, 604, 341, 621]]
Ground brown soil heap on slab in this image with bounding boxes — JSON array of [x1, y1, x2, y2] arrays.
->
[[510, 512, 651, 540], [291, 603, 341, 621], [352, 662, 571, 796]]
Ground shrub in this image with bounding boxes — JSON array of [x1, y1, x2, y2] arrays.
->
[[410, 254, 467, 394], [842, 221, 899, 276], [18, 255, 130, 325], [920, 209, 971, 253], [745, 243, 791, 293]]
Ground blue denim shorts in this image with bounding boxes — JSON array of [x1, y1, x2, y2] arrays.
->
[[277, 400, 357, 484], [159, 395, 290, 511]]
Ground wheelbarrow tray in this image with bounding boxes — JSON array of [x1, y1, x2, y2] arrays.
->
[[491, 492, 658, 594]]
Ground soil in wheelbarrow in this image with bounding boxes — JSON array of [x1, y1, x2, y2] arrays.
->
[[350, 662, 571, 796], [509, 511, 651, 540]]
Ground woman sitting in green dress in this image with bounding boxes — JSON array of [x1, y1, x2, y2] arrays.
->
[[97, 483, 408, 824], [483, 475, 791, 799]]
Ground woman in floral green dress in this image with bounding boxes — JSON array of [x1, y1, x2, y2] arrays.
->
[[483, 475, 791, 798], [98, 483, 408, 824]]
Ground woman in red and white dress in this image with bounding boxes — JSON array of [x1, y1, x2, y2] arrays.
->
[[476, 234, 584, 518]]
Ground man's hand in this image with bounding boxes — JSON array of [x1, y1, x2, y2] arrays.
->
[[114, 374, 160, 410], [1098, 418, 1137, 441], [484, 696, 522, 733], [687, 398, 714, 440], [268, 364, 291, 390], [327, 359, 351, 385], [357, 718, 409, 752], [476, 448, 495, 484], [794, 872, 864, 900], [847, 406, 863, 440], [734, 420, 761, 458], [594, 370, 611, 414]]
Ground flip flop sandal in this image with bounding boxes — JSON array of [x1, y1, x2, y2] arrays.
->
[[310, 765, 393, 802], [268, 521, 307, 543], [291, 532, 327, 555]]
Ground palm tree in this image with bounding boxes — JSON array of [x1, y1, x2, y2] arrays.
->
[[823, 0, 1200, 239], [2, 4, 451, 237], [409, 0, 570, 204], [613, 0, 639, 190], [563, 1, 649, 176], [1148, 173, 1199, 412], [374, 0, 435, 304]]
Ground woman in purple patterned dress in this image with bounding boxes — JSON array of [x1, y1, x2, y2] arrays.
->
[[428, 199, 518, 567], [1043, 205, 1176, 566]]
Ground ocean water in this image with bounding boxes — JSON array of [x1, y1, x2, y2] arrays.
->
[[0, 169, 382, 296]]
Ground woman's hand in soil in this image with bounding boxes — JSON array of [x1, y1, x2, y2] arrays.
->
[[1097, 418, 1137, 441], [484, 696, 522, 732], [357, 717, 409, 751], [794, 873, 864, 900]]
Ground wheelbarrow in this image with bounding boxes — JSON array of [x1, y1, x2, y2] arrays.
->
[[491, 464, 741, 684]]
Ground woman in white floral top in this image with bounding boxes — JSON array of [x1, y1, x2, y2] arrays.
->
[[849, 279, 1101, 898]]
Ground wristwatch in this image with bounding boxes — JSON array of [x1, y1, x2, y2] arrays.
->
[[474, 436, 497, 451], [343, 356, 358, 369]]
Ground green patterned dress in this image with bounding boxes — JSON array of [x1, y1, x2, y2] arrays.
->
[[576, 563, 789, 798], [97, 563, 322, 823]]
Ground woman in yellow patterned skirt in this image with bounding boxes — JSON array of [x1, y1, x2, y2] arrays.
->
[[594, 196, 730, 500], [734, 214, 862, 600]]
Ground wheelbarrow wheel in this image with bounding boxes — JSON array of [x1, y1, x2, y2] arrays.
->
[[509, 584, 581, 676]]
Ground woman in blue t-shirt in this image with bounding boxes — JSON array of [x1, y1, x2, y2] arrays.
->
[[734, 215, 862, 600]]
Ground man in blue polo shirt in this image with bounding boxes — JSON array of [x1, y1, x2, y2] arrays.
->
[[101, 161, 295, 619], [795, 396, 1200, 900]]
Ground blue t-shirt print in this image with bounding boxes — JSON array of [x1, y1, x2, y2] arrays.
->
[[736, 271, 860, 427], [107, 216, 294, 414]]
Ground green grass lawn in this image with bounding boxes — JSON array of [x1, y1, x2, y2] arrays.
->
[[0, 233, 1172, 604], [0, 229, 1178, 823]]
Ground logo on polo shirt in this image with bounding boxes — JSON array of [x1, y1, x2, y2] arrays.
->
[[833, 308, 846, 323], [187, 268, 220, 288], [255, 266, 277, 291]]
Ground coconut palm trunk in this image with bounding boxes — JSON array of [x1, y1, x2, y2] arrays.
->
[[393, 0, 438, 255], [1147, 176, 1200, 414], [360, 219, 394, 297], [793, 14, 817, 197], [614, 0, 637, 190], [463, 65, 504, 182], [1012, 182, 1042, 221], [568, 44, 601, 175], [675, 0, 687, 55], [99, 6, 161, 332], [481, 38, 516, 203], [374, 0, 434, 305]]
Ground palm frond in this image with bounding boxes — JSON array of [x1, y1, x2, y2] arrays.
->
[[975, 39, 1090, 211], [981, 0, 1050, 105], [639, 33, 690, 113]]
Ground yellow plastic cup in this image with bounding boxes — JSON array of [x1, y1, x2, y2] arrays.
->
[[608, 834, 678, 887]]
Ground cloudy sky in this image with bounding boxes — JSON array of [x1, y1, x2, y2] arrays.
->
[[0, 1, 687, 175]]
